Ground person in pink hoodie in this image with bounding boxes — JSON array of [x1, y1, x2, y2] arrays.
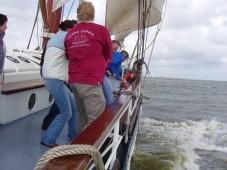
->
[[65, 2, 112, 132]]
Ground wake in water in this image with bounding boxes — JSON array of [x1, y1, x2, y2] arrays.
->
[[131, 117, 227, 170]]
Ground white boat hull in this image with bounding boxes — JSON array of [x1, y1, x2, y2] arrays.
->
[[0, 50, 52, 124], [0, 87, 51, 124]]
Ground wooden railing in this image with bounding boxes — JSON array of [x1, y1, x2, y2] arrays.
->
[[42, 77, 142, 170]]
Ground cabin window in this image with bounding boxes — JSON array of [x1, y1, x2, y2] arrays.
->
[[32, 56, 41, 60], [28, 93, 36, 110], [6, 56, 20, 63], [18, 56, 31, 63]]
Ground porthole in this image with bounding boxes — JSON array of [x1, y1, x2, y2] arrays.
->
[[18, 56, 31, 63], [49, 94, 54, 103], [6, 55, 20, 63], [28, 93, 36, 110]]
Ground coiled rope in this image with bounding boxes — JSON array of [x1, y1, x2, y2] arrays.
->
[[34, 144, 105, 170]]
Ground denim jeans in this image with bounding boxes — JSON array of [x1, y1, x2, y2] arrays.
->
[[42, 79, 77, 145], [102, 75, 113, 107], [108, 76, 121, 92]]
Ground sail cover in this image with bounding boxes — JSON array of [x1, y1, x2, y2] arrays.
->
[[106, 0, 164, 41]]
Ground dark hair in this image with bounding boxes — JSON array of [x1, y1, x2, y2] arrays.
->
[[0, 13, 8, 26], [59, 20, 77, 31], [71, 20, 77, 25]]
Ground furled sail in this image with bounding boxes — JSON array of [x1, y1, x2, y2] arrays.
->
[[52, 0, 70, 12], [106, 0, 164, 41]]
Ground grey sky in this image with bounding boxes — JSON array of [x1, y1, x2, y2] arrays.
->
[[0, 0, 226, 81]]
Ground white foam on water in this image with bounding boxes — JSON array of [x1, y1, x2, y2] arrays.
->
[[138, 117, 227, 170]]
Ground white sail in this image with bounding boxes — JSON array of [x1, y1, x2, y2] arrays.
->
[[52, 0, 70, 12], [106, 0, 164, 41]]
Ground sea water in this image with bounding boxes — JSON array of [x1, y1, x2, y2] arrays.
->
[[131, 77, 227, 170]]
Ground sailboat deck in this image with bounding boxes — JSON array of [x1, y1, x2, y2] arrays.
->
[[0, 108, 70, 170]]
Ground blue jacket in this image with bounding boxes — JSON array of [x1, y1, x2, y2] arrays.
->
[[108, 51, 124, 78]]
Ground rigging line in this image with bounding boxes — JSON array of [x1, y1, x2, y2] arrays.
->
[[145, 0, 156, 51], [146, 0, 168, 69], [144, 29, 160, 51], [143, 0, 159, 57], [134, 29, 159, 59], [143, 0, 168, 54], [143, 1, 153, 62], [143, 0, 168, 85], [36, 12, 40, 49], [137, 0, 141, 62], [128, 40, 139, 71], [66, 0, 76, 19], [143, 27, 158, 84], [137, 21, 161, 56], [27, 2, 40, 49], [141, 0, 146, 60]]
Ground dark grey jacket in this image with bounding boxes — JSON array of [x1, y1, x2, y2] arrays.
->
[[0, 32, 6, 72]]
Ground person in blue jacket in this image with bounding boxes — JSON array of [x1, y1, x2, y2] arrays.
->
[[107, 51, 124, 79]]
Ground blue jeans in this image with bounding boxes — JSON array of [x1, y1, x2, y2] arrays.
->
[[102, 75, 113, 107], [42, 79, 78, 145]]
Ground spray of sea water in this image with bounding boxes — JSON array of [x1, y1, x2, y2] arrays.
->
[[131, 77, 227, 170]]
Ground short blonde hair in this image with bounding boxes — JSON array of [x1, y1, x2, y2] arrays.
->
[[77, 1, 95, 22]]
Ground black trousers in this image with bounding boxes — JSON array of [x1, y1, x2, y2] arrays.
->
[[41, 101, 59, 130]]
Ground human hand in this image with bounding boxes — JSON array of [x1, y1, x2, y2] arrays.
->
[[106, 70, 111, 76]]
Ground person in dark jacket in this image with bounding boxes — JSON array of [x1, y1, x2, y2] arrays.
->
[[41, 20, 77, 131], [41, 20, 78, 148], [0, 13, 8, 75]]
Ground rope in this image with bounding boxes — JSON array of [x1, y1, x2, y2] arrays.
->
[[66, 0, 76, 19], [34, 144, 105, 170], [142, 0, 168, 87]]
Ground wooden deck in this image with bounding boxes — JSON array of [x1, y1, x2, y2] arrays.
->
[[0, 108, 61, 170]]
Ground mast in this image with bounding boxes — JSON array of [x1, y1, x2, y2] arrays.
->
[[39, 0, 62, 48]]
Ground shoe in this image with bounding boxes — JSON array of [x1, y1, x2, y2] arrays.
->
[[40, 142, 59, 148]]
